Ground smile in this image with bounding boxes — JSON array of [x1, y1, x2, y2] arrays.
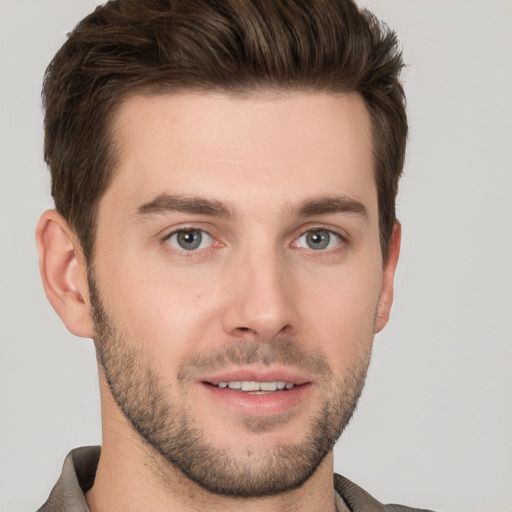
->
[[200, 375, 312, 416], [212, 381, 295, 393]]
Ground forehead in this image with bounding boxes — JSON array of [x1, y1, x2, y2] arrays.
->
[[105, 90, 376, 218]]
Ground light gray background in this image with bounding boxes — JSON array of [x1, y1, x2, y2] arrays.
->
[[1, 1, 511, 511]]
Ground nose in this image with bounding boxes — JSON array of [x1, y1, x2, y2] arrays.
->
[[221, 246, 298, 342]]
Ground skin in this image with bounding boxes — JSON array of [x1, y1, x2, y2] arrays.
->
[[36, 91, 400, 512]]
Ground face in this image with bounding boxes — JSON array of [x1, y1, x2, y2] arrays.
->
[[89, 91, 394, 497]]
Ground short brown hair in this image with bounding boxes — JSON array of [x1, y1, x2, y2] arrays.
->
[[43, 0, 407, 262]]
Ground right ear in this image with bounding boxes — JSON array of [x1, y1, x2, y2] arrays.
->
[[35, 210, 94, 338]]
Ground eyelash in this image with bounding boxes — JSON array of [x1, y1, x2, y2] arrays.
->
[[161, 226, 347, 256], [293, 227, 346, 253], [162, 227, 219, 256]]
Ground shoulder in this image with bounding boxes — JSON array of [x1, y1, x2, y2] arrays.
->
[[37, 447, 100, 512], [334, 474, 436, 512]]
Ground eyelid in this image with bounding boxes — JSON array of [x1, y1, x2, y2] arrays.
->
[[160, 225, 224, 256], [158, 223, 347, 254], [291, 227, 347, 251], [159, 222, 217, 242], [166, 229, 213, 250]]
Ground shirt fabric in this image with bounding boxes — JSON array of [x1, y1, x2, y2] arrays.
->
[[37, 446, 435, 512]]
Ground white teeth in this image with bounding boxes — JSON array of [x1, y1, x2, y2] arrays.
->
[[241, 381, 260, 391], [215, 381, 295, 392]]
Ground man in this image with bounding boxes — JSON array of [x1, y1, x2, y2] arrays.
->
[[35, 0, 432, 510]]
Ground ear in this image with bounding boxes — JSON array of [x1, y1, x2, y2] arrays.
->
[[35, 210, 94, 338], [375, 221, 401, 333]]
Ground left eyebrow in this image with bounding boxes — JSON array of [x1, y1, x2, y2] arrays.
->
[[293, 195, 368, 219]]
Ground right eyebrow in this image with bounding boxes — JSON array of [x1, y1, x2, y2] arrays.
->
[[133, 193, 236, 220]]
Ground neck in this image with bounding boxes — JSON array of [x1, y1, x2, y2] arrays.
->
[[87, 381, 339, 512]]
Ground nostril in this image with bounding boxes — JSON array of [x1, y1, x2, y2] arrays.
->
[[234, 327, 257, 335]]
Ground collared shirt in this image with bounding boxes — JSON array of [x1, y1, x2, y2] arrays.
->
[[37, 446, 435, 512]]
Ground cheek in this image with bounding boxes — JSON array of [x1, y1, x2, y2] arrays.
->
[[300, 264, 382, 367], [96, 255, 224, 359]]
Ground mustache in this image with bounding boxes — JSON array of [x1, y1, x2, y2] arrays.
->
[[177, 338, 333, 382]]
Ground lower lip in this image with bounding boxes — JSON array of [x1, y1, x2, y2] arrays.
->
[[201, 382, 312, 417]]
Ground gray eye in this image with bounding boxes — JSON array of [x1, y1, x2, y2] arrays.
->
[[306, 230, 330, 250], [166, 229, 212, 251], [296, 229, 341, 250]]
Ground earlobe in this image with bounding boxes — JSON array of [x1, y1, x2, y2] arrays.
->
[[375, 221, 401, 333], [35, 210, 94, 338]]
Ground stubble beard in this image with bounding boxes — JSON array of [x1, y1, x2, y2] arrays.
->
[[88, 274, 372, 498]]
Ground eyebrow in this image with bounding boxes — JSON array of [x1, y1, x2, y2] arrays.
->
[[294, 195, 368, 219], [134, 193, 235, 219], [134, 193, 367, 221]]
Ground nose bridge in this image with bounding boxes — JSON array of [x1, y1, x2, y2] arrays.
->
[[222, 239, 296, 341]]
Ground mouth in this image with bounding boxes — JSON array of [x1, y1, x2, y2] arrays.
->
[[205, 380, 297, 394], [198, 370, 313, 417]]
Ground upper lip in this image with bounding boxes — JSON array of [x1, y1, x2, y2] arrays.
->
[[199, 367, 313, 386]]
